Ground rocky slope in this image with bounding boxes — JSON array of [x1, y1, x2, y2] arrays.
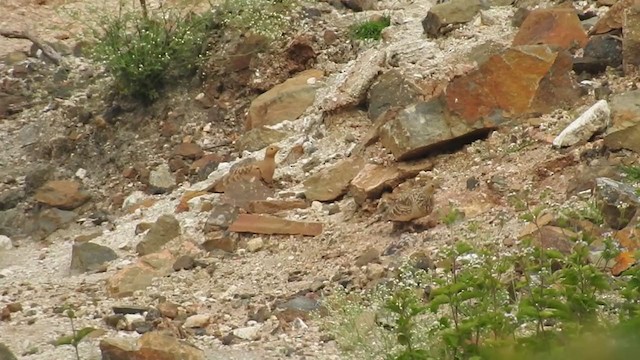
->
[[1, 0, 640, 359]]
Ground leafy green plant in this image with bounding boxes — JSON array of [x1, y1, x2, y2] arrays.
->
[[350, 15, 391, 40], [70, 0, 212, 103], [52, 305, 96, 360], [442, 207, 464, 227], [621, 165, 640, 183], [322, 191, 640, 360]]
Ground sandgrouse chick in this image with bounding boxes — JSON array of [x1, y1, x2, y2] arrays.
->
[[381, 182, 437, 222]]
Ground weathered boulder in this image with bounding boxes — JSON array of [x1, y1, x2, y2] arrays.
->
[[303, 157, 365, 201], [604, 90, 640, 153], [367, 70, 423, 121], [246, 69, 324, 129], [589, 0, 635, 35], [573, 34, 623, 75], [445, 45, 580, 123], [422, 0, 484, 38], [107, 250, 175, 297], [136, 215, 181, 256], [623, 4, 640, 74], [234, 127, 287, 152], [594, 177, 640, 230], [34, 180, 90, 210], [512, 8, 588, 50], [70, 242, 118, 275]]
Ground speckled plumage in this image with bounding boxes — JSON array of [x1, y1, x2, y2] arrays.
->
[[381, 182, 437, 222], [211, 144, 280, 193]]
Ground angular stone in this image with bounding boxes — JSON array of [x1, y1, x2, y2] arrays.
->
[[173, 143, 203, 160], [107, 250, 175, 297], [157, 302, 179, 319], [604, 90, 640, 153], [99, 331, 204, 360], [246, 237, 264, 252], [367, 70, 423, 121], [136, 215, 181, 256], [222, 178, 275, 209], [201, 231, 237, 253], [70, 242, 118, 275], [552, 100, 610, 148], [321, 49, 386, 112], [0, 189, 24, 211], [530, 226, 577, 255], [246, 199, 309, 214], [235, 127, 287, 152], [349, 160, 434, 204], [203, 203, 239, 232], [173, 255, 195, 271], [422, 0, 484, 38], [445, 45, 580, 124], [512, 8, 588, 50], [595, 177, 640, 230], [28, 208, 78, 241], [574, 36, 623, 75], [303, 157, 365, 201], [590, 0, 635, 35], [148, 164, 176, 194], [623, 5, 640, 74], [379, 99, 462, 161], [355, 247, 380, 267], [229, 214, 323, 236], [246, 69, 324, 129], [34, 180, 90, 210]]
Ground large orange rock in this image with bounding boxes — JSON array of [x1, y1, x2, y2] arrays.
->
[[106, 250, 174, 297], [513, 8, 588, 50], [99, 331, 204, 360], [34, 180, 90, 210], [444, 45, 580, 123]]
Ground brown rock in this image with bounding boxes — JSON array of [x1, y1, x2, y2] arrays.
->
[[203, 203, 240, 232], [280, 144, 305, 166], [303, 157, 365, 201], [99, 331, 204, 360], [422, 0, 484, 38], [594, 177, 640, 230], [190, 154, 222, 174], [604, 90, 640, 153], [530, 225, 577, 255], [107, 250, 175, 297], [512, 8, 588, 50], [173, 143, 204, 160], [157, 302, 179, 319], [34, 180, 90, 210], [229, 214, 323, 236], [201, 231, 237, 253], [247, 199, 309, 214], [122, 167, 137, 179], [136, 215, 181, 256], [341, 0, 375, 11], [623, 5, 640, 74], [234, 127, 287, 152], [246, 69, 324, 129], [367, 69, 424, 121], [349, 160, 434, 205], [590, 0, 635, 35], [222, 178, 275, 209], [168, 158, 188, 173], [355, 247, 380, 267], [445, 45, 580, 123]]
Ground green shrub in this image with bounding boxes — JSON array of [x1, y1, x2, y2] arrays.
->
[[350, 16, 391, 40], [80, 0, 211, 103]]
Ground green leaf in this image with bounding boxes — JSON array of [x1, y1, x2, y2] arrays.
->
[[73, 327, 97, 345]]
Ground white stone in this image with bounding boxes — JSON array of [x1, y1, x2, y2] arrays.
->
[[122, 191, 147, 209], [184, 313, 211, 328], [75, 168, 87, 179], [233, 324, 262, 340], [0, 235, 12, 251], [553, 100, 610, 148]]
